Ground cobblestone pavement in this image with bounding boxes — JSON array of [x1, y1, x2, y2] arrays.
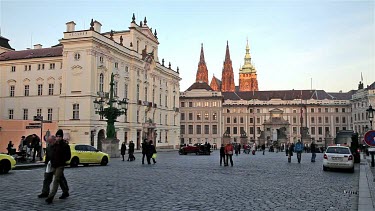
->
[[0, 151, 359, 211]]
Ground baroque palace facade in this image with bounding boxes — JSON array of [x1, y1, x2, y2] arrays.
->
[[180, 41, 374, 147], [0, 15, 181, 152]]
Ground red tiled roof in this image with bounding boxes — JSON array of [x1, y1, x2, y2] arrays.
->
[[223, 90, 353, 101], [0, 46, 63, 61]]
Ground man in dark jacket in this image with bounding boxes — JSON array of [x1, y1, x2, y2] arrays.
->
[[120, 142, 126, 161], [45, 129, 71, 204], [219, 144, 226, 166], [31, 134, 41, 162], [310, 141, 316, 162], [38, 136, 69, 199], [146, 140, 157, 164], [141, 140, 148, 164], [128, 141, 135, 161]]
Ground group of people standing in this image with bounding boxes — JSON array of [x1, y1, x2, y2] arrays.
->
[[120, 139, 157, 164], [7, 134, 43, 162], [38, 129, 71, 204]]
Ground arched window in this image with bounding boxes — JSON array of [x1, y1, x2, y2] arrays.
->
[[99, 73, 104, 92]]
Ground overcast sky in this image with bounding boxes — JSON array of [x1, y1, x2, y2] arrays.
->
[[1, 0, 374, 92]]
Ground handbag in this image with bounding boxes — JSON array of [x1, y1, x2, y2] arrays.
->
[[227, 151, 233, 155], [45, 161, 54, 173], [152, 153, 157, 159]]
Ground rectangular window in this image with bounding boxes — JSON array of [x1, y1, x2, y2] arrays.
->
[[73, 104, 79, 119], [114, 62, 118, 69], [9, 109, 14, 119], [204, 112, 209, 120], [233, 118, 237, 123], [318, 108, 321, 113], [325, 108, 329, 112], [342, 117, 346, 124], [293, 127, 297, 134], [197, 113, 201, 120], [342, 108, 345, 113], [37, 108, 42, 117], [227, 117, 230, 123], [335, 117, 339, 124], [124, 84, 128, 98], [181, 125, 185, 134], [226, 127, 231, 134], [325, 117, 329, 124], [233, 127, 238, 134], [325, 127, 330, 134], [181, 113, 185, 121], [159, 93, 162, 106], [240, 127, 245, 134], [257, 109, 260, 113], [311, 117, 315, 124], [212, 125, 218, 134], [38, 84, 43, 96], [213, 113, 217, 121], [25, 65, 28, 71], [60, 83, 62, 94], [165, 95, 168, 107], [318, 127, 323, 135], [318, 117, 322, 124], [189, 102, 193, 107], [204, 102, 209, 107], [38, 64, 41, 70], [48, 84, 54, 95], [311, 127, 315, 135], [293, 117, 297, 124], [188, 125, 193, 134], [137, 111, 139, 123], [50, 63, 55, 69], [24, 85, 29, 96], [10, 85, 15, 97], [47, 108, 53, 121], [11, 66, 16, 72], [335, 108, 339, 112], [311, 108, 314, 113], [42, 64, 45, 70], [114, 82, 118, 97], [188, 113, 193, 120], [196, 125, 201, 134], [257, 118, 260, 124], [250, 127, 254, 134], [181, 102, 185, 107], [240, 117, 244, 123], [204, 125, 209, 134], [250, 118, 254, 123], [336, 127, 340, 134], [257, 127, 261, 134], [23, 109, 28, 120]]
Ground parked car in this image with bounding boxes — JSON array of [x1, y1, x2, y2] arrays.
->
[[0, 154, 16, 174], [179, 145, 199, 155], [323, 146, 354, 173], [67, 144, 110, 167]]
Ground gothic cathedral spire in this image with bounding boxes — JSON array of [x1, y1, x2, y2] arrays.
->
[[221, 41, 235, 92], [239, 39, 258, 91], [195, 43, 209, 84]]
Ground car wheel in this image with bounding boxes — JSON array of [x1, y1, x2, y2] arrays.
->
[[0, 160, 11, 174], [101, 156, 108, 166], [323, 166, 328, 171], [70, 157, 79, 167], [179, 151, 183, 155]]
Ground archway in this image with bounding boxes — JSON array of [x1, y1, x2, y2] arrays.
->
[[97, 129, 105, 151]]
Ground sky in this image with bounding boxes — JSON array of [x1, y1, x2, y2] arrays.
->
[[0, 0, 374, 92]]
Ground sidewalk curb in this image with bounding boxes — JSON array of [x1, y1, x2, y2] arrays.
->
[[358, 153, 375, 211], [14, 163, 45, 170]]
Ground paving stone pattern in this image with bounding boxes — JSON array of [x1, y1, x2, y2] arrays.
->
[[0, 151, 359, 211]]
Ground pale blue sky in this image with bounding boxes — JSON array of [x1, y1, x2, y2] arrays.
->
[[1, 0, 374, 92]]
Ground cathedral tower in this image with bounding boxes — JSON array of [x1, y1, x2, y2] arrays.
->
[[221, 41, 235, 92], [195, 43, 208, 83], [239, 40, 258, 91]]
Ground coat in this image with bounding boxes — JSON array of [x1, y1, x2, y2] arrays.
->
[[120, 144, 126, 155], [224, 144, 234, 155], [50, 140, 71, 168], [128, 143, 135, 154], [148, 144, 156, 156]]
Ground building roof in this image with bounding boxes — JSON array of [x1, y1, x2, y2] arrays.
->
[[222, 90, 353, 101], [0, 36, 14, 50], [0, 46, 63, 61], [367, 81, 375, 90], [186, 81, 214, 91]]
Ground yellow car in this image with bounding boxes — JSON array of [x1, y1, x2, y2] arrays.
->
[[0, 154, 16, 174], [67, 144, 109, 167]]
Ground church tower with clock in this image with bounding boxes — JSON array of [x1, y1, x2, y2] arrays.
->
[[239, 40, 258, 91]]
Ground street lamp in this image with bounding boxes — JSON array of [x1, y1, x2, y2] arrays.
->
[[93, 73, 128, 139], [366, 105, 374, 129]]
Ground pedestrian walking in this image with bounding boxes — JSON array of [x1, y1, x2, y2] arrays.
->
[[128, 141, 135, 161], [219, 144, 226, 166], [288, 142, 294, 163], [294, 140, 304, 163], [224, 143, 234, 166], [251, 143, 256, 155], [235, 143, 239, 156], [6, 141, 14, 155], [141, 140, 148, 164], [310, 141, 316, 163], [120, 142, 126, 161], [38, 135, 69, 199], [45, 129, 71, 204], [31, 134, 42, 162], [261, 144, 266, 155], [147, 140, 157, 164]]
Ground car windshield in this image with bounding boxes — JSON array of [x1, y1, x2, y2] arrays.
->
[[326, 147, 350, 154]]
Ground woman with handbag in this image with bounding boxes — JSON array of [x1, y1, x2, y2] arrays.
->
[[224, 143, 234, 166]]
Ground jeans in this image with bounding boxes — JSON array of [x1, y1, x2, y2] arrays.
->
[[225, 154, 233, 166], [297, 152, 302, 163], [220, 155, 226, 166], [311, 152, 316, 162], [48, 166, 65, 199], [41, 171, 69, 195], [142, 153, 146, 164]]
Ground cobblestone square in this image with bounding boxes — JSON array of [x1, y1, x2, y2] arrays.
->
[[0, 151, 359, 211]]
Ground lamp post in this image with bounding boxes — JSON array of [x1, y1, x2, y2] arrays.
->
[[93, 73, 128, 157], [365, 104, 375, 167]]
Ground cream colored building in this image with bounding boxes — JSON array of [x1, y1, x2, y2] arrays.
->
[[0, 15, 181, 152]]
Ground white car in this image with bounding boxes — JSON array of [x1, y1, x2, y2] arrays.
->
[[323, 146, 354, 173]]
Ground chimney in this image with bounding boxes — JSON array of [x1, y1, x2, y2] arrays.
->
[[66, 21, 76, 32], [93, 20, 102, 33], [34, 44, 42, 49]]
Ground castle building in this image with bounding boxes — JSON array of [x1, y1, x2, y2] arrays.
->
[[180, 42, 366, 148], [0, 15, 181, 152]]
